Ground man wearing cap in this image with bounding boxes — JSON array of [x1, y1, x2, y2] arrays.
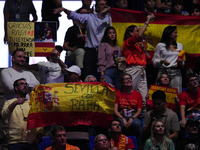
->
[[24, 46, 67, 84], [177, 119, 200, 150], [179, 73, 200, 128], [64, 65, 83, 82]]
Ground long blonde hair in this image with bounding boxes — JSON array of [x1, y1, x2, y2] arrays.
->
[[150, 120, 170, 150]]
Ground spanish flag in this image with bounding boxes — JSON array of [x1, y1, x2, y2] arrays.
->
[[34, 42, 55, 57], [111, 8, 200, 68], [27, 82, 116, 129]]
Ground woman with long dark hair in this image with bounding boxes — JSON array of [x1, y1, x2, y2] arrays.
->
[[152, 26, 184, 94], [114, 73, 143, 145], [144, 120, 175, 150], [123, 15, 154, 110], [97, 26, 121, 90]]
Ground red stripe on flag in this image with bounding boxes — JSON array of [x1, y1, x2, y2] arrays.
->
[[35, 42, 55, 47], [35, 52, 51, 57], [27, 111, 113, 129], [111, 8, 200, 25]]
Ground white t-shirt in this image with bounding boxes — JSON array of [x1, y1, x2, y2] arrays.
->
[[37, 61, 64, 84], [1, 68, 39, 101]]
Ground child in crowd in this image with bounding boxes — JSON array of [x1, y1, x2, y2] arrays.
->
[[189, 3, 200, 16], [171, 0, 189, 16]]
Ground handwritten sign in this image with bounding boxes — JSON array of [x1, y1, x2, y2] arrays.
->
[[148, 85, 178, 110], [7, 22, 35, 57], [27, 82, 116, 129]]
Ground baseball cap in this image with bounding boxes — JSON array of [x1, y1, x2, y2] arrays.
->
[[64, 65, 81, 76]]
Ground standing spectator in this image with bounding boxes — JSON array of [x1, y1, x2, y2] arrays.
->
[[116, 0, 128, 9], [156, 0, 172, 13], [123, 15, 154, 109], [63, 7, 87, 69], [53, 0, 111, 79], [23, 46, 66, 84], [143, 121, 175, 150], [177, 119, 200, 150], [1, 78, 43, 149], [114, 73, 143, 145], [97, 26, 122, 90], [143, 90, 179, 142], [152, 26, 184, 94], [42, 0, 62, 30], [144, 0, 157, 13], [3, 0, 37, 44]]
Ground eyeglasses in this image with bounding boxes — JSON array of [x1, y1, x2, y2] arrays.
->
[[19, 82, 29, 87], [189, 78, 198, 83]]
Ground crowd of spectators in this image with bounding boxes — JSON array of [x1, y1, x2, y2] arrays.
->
[[2, 0, 200, 150]]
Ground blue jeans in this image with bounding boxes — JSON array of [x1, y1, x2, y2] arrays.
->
[[9, 143, 38, 150], [104, 67, 122, 90], [119, 117, 142, 146]]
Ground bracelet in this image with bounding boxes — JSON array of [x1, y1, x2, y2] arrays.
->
[[145, 22, 149, 26]]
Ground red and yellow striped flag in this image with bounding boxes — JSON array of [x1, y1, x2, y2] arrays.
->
[[35, 42, 55, 57], [111, 8, 200, 68]]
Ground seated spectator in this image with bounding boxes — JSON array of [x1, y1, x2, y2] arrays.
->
[[179, 73, 200, 128], [143, 120, 175, 150], [116, 0, 128, 9], [63, 7, 87, 69], [143, 90, 179, 142], [193, 0, 200, 4], [97, 26, 122, 90], [24, 46, 66, 84], [114, 73, 143, 146], [108, 119, 135, 150], [1, 78, 43, 149], [94, 134, 109, 150], [81, 0, 93, 13], [156, 0, 172, 13], [146, 73, 179, 112], [170, 0, 189, 16], [84, 75, 97, 82], [53, 0, 111, 79], [45, 126, 80, 150], [144, 0, 157, 13], [63, 65, 83, 82], [1, 49, 39, 101], [177, 119, 200, 150], [189, 3, 200, 16]]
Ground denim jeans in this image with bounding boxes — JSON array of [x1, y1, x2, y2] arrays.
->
[[104, 67, 122, 90], [119, 117, 142, 146]]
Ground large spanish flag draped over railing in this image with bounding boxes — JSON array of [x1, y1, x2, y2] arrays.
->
[[27, 82, 116, 129], [111, 8, 200, 68]]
